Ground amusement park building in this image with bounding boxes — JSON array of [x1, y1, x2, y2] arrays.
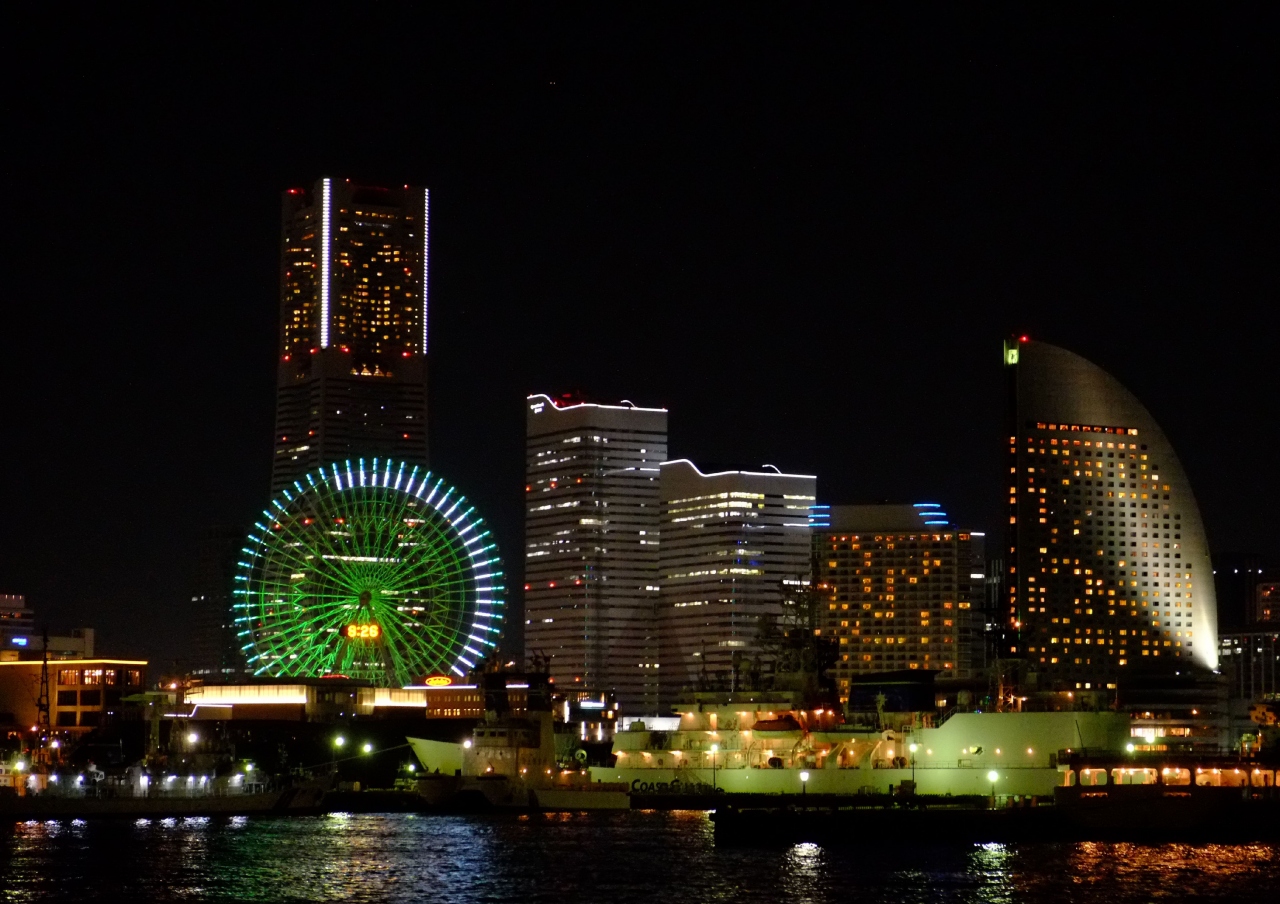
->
[[657, 460, 816, 707], [523, 394, 668, 713], [271, 178, 431, 493], [1003, 338, 1218, 691]]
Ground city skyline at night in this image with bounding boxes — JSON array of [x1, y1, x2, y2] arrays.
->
[[3, 8, 1274, 676]]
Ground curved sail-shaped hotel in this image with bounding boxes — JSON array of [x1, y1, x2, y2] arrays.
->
[[1004, 338, 1217, 690]]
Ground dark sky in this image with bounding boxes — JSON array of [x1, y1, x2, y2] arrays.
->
[[4, 6, 1276, 667]]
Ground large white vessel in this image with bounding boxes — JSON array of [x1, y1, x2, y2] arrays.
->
[[591, 691, 1131, 799]]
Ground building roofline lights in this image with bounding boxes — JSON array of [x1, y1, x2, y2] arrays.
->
[[427, 186, 437, 353], [526, 393, 667, 414], [0, 659, 148, 667], [320, 177, 332, 348], [660, 459, 817, 480]]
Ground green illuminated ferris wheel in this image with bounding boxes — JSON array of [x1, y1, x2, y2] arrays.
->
[[234, 459, 504, 687]]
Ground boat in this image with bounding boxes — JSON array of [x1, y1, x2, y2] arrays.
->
[[408, 709, 629, 810], [591, 690, 1131, 800]]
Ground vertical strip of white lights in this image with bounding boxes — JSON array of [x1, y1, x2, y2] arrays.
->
[[320, 177, 332, 348], [422, 188, 430, 354]]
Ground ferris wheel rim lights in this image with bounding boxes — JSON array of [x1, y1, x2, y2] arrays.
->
[[232, 458, 504, 684]]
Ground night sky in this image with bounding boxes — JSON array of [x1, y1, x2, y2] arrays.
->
[[4, 7, 1276, 667]]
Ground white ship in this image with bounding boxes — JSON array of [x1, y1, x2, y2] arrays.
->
[[592, 691, 1130, 800]]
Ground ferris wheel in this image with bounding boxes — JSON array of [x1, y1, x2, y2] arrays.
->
[[234, 459, 504, 687]]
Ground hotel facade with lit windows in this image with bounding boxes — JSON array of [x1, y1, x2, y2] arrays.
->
[[1004, 338, 1218, 691], [523, 394, 668, 712], [271, 178, 431, 494], [815, 505, 983, 698], [657, 460, 816, 706]]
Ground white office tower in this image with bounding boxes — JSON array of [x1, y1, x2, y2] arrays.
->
[[524, 394, 668, 712], [658, 460, 817, 706]]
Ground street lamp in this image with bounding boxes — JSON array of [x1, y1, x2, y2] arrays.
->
[[799, 770, 810, 801], [334, 735, 346, 749], [908, 743, 918, 783], [710, 743, 719, 792], [988, 769, 998, 805], [362, 742, 373, 754], [187, 731, 199, 745]]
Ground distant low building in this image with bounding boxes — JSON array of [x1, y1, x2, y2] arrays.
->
[[0, 659, 147, 735]]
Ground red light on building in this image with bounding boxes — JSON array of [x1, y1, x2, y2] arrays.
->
[[1020, 335, 1029, 342]]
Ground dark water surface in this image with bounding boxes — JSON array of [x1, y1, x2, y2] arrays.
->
[[3, 811, 1277, 903]]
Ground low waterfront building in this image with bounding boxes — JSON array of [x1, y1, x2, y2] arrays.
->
[[0, 659, 148, 735]]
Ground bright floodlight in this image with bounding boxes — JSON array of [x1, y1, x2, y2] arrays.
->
[[234, 459, 505, 687], [987, 770, 999, 782]]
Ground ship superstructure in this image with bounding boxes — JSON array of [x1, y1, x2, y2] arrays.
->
[[594, 691, 1131, 798]]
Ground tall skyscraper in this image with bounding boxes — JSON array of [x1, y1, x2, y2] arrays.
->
[[814, 504, 983, 700], [658, 460, 815, 705], [523, 394, 668, 711], [1004, 337, 1218, 691], [190, 525, 247, 679], [272, 178, 431, 494]]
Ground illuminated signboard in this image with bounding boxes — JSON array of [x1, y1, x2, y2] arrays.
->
[[344, 623, 381, 640], [424, 675, 452, 687]]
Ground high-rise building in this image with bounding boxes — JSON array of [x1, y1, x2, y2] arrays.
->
[[658, 460, 815, 705], [1257, 583, 1277, 624], [814, 504, 984, 700], [523, 394, 668, 711], [272, 178, 431, 494], [1004, 337, 1218, 690], [190, 525, 247, 679], [1211, 555, 1270, 632], [0, 594, 35, 649]]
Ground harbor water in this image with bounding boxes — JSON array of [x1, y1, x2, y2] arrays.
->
[[3, 810, 1279, 903]]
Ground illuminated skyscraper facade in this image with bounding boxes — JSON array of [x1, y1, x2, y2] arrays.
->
[[271, 178, 431, 493], [658, 460, 816, 705], [523, 394, 668, 711], [1005, 338, 1218, 691], [815, 505, 983, 699]]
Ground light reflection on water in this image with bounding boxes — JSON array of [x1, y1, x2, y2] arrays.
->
[[1, 811, 1277, 903]]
